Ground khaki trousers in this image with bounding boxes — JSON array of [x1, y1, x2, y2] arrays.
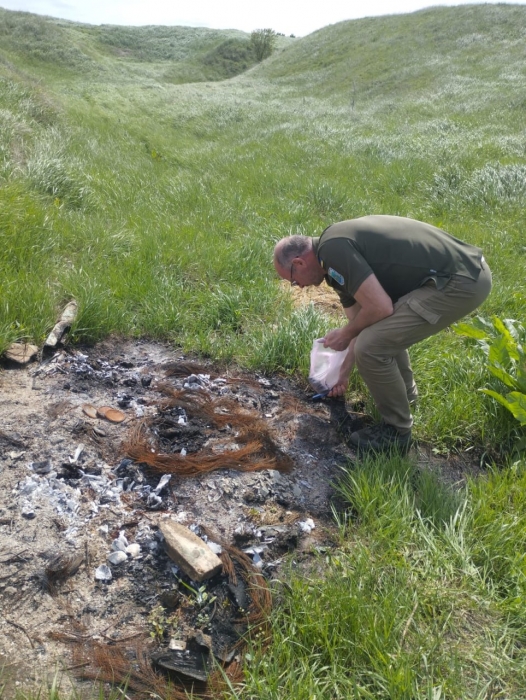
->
[[354, 261, 492, 432]]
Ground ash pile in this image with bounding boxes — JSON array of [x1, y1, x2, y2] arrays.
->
[[1, 340, 351, 695]]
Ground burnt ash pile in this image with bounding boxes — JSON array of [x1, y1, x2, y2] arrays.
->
[[0, 339, 358, 696]]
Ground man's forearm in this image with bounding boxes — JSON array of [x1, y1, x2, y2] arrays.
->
[[341, 338, 356, 374], [342, 307, 385, 341], [325, 305, 391, 350], [324, 273, 394, 352]]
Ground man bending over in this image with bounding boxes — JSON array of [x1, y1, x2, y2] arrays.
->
[[273, 215, 491, 452]]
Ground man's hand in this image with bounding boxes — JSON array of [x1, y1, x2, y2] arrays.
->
[[327, 381, 347, 397], [322, 327, 352, 351]]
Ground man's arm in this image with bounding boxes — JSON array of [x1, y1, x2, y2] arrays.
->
[[323, 273, 393, 352]]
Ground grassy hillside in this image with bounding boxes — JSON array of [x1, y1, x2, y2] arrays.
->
[[260, 4, 526, 97], [0, 4, 525, 449], [2, 5, 526, 698], [0, 8, 280, 82]]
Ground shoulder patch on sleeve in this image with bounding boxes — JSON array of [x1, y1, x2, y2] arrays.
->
[[327, 267, 345, 286]]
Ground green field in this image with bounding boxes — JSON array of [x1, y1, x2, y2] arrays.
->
[[1, 4, 526, 697]]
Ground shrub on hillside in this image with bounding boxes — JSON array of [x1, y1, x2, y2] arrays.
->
[[250, 28, 277, 62], [201, 38, 257, 79]]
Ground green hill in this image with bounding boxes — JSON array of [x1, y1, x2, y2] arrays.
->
[[2, 5, 526, 698], [2, 4, 523, 99], [0, 8, 279, 82], [257, 4, 526, 100], [0, 3, 524, 447]]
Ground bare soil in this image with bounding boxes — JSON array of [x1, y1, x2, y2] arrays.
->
[[0, 337, 481, 697]]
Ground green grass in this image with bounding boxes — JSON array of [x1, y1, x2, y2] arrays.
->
[[1, 3, 526, 697], [231, 455, 526, 699], [0, 9, 293, 83]]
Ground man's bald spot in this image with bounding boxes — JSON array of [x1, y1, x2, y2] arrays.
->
[[273, 235, 312, 268]]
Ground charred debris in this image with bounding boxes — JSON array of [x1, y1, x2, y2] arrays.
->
[[2, 344, 352, 698]]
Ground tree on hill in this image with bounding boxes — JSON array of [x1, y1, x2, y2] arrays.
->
[[250, 28, 277, 62]]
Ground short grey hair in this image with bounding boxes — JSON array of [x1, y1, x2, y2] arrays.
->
[[274, 235, 311, 267]]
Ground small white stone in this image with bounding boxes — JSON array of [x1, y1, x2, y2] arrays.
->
[[154, 474, 172, 494], [66, 499, 78, 512], [95, 564, 112, 581], [125, 543, 141, 558], [112, 534, 128, 551], [207, 541, 222, 555], [20, 478, 38, 495], [169, 639, 186, 651], [298, 518, 316, 533], [107, 551, 127, 565], [68, 444, 83, 464]]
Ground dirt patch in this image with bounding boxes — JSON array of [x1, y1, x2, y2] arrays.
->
[[0, 339, 356, 695], [0, 337, 481, 697], [286, 279, 344, 317]]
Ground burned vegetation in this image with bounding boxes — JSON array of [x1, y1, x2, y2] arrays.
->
[[50, 364, 302, 696], [0, 341, 351, 698], [53, 534, 273, 699], [123, 378, 294, 476]]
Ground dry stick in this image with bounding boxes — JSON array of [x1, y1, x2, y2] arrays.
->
[[3, 617, 35, 648], [64, 662, 92, 671], [115, 689, 132, 700], [0, 549, 29, 564], [102, 632, 144, 643]]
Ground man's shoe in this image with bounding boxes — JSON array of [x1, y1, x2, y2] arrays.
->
[[349, 422, 412, 454]]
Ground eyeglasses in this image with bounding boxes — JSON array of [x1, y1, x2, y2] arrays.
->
[[290, 262, 298, 287]]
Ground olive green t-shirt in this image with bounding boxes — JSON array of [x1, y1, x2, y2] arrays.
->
[[312, 215, 484, 307]]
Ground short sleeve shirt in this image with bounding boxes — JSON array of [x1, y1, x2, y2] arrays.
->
[[312, 215, 484, 307]]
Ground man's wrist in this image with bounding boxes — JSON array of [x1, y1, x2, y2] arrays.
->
[[343, 324, 355, 342]]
